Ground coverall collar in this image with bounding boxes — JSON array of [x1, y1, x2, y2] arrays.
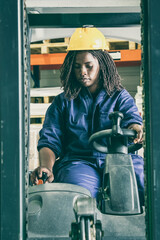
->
[[80, 87, 108, 102]]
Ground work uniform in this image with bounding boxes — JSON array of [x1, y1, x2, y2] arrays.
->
[[37, 87, 144, 204]]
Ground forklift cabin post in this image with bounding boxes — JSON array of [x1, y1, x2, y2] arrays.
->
[[0, 0, 160, 239]]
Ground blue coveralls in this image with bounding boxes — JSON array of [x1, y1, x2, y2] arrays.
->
[[38, 87, 144, 205]]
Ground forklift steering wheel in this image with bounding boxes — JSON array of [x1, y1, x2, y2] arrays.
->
[[89, 129, 142, 154], [89, 112, 142, 154]]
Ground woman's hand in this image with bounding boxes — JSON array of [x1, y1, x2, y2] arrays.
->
[[30, 147, 56, 185], [128, 123, 143, 144], [30, 166, 54, 185]]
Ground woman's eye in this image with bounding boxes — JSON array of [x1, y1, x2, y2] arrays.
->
[[74, 65, 80, 69], [74, 64, 93, 69], [86, 65, 93, 69]]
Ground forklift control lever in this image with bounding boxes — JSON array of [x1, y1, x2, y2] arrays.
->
[[38, 172, 48, 185]]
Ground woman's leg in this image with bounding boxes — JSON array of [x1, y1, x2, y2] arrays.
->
[[54, 161, 102, 199], [132, 154, 144, 206]]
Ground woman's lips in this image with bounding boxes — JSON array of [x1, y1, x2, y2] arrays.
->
[[80, 78, 90, 82]]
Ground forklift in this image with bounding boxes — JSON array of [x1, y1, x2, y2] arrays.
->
[[28, 111, 145, 239], [0, 0, 160, 240]]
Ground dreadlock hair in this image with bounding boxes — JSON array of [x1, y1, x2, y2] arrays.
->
[[60, 50, 123, 100]]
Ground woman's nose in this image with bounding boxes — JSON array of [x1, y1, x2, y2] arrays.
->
[[80, 66, 87, 76]]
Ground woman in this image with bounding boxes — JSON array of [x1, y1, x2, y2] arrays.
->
[[30, 27, 144, 205]]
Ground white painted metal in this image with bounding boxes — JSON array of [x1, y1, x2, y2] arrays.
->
[[30, 87, 63, 97], [30, 27, 141, 43], [26, 0, 140, 13]]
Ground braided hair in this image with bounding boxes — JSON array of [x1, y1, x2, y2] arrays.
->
[[60, 50, 123, 100]]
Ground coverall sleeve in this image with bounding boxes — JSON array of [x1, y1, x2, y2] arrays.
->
[[37, 94, 65, 158], [116, 89, 142, 128]]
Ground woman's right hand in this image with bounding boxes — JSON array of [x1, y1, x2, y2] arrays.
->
[[30, 166, 54, 185]]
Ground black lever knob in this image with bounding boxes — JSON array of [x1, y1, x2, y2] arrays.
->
[[109, 112, 124, 136], [38, 172, 48, 185]]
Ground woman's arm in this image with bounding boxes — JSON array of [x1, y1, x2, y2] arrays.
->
[[115, 89, 143, 143], [30, 147, 56, 185]]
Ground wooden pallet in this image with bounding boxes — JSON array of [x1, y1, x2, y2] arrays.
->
[[30, 116, 45, 124], [30, 87, 63, 124], [30, 38, 70, 54], [30, 37, 141, 54], [106, 38, 141, 50]]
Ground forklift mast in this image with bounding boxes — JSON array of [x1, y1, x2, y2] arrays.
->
[[0, 0, 160, 239]]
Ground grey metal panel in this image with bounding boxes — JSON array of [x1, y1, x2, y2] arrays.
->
[[40, 69, 61, 88], [117, 66, 140, 98]]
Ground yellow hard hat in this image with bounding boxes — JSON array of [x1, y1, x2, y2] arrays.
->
[[67, 26, 107, 51]]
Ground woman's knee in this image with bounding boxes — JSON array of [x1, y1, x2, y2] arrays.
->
[[54, 162, 101, 198]]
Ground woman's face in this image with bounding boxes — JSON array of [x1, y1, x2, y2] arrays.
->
[[73, 52, 100, 94]]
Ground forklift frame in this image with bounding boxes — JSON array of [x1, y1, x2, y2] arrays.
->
[[0, 0, 160, 239]]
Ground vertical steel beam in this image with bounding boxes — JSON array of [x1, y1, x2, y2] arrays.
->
[[0, 0, 26, 239], [142, 0, 160, 239]]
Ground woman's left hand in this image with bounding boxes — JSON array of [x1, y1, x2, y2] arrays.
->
[[128, 124, 143, 143]]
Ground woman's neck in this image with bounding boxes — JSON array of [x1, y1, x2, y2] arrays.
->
[[89, 87, 102, 99], [88, 82, 103, 99]]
